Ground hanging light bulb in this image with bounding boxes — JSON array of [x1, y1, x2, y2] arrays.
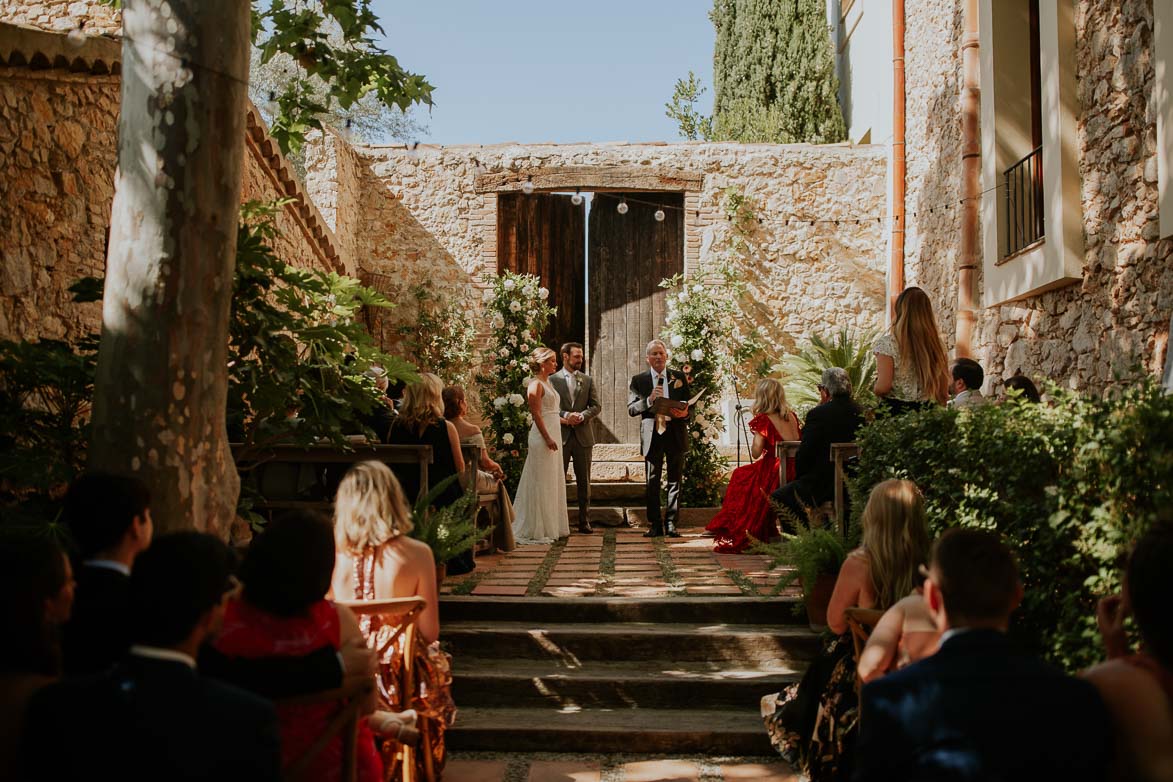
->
[[654, 209, 666, 222], [617, 199, 629, 215], [571, 190, 583, 206], [67, 20, 86, 48], [521, 177, 535, 195]]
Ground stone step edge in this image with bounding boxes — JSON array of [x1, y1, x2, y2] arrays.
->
[[444, 621, 817, 636]]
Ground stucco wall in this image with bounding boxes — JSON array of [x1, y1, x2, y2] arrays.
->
[[902, 0, 1171, 393], [305, 140, 891, 364]]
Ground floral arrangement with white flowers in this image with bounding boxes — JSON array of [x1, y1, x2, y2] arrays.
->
[[476, 271, 557, 492], [659, 265, 761, 506]]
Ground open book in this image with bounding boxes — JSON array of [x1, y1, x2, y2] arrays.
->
[[651, 389, 705, 415]]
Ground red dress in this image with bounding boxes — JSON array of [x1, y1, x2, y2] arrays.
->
[[706, 412, 799, 553], [213, 598, 383, 782]]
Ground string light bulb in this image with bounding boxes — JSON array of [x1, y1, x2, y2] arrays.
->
[[571, 190, 583, 206], [654, 209, 665, 222], [617, 199, 628, 215], [67, 20, 86, 48], [521, 177, 534, 195]]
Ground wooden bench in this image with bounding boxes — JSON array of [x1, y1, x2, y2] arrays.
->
[[459, 444, 500, 556], [232, 443, 433, 519], [831, 442, 861, 537]]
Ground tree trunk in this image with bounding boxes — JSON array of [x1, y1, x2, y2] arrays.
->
[[90, 0, 249, 538]]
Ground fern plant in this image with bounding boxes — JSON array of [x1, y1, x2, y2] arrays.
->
[[408, 475, 488, 565], [778, 328, 878, 413]]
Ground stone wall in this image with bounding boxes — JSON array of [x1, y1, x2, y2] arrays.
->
[[0, 27, 342, 344], [305, 140, 891, 363], [0, 0, 120, 36], [904, 0, 1172, 393]]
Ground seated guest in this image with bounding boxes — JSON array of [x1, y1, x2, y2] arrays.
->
[[386, 372, 471, 574], [23, 533, 282, 782], [856, 587, 940, 684], [764, 479, 931, 781], [772, 368, 864, 529], [873, 286, 951, 413], [214, 511, 410, 782], [443, 384, 516, 552], [1002, 373, 1041, 404], [855, 528, 1112, 782], [331, 462, 455, 779], [705, 377, 801, 552], [61, 472, 153, 675], [1082, 523, 1173, 782], [0, 534, 74, 781], [947, 357, 988, 409], [356, 365, 397, 443]]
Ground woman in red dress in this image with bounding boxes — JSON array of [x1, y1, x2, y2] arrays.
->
[[706, 378, 801, 553]]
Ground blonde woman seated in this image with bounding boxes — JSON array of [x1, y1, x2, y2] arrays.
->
[[442, 385, 516, 553], [857, 588, 941, 684], [331, 462, 455, 775]]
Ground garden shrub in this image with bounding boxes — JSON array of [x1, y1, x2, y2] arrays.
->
[[848, 383, 1172, 670]]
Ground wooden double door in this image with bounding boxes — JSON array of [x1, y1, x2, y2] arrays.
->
[[498, 191, 683, 443]]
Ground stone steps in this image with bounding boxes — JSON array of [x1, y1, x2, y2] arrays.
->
[[443, 597, 817, 755], [449, 707, 776, 755]]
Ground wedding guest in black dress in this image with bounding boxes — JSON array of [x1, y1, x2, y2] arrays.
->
[[386, 372, 471, 574]]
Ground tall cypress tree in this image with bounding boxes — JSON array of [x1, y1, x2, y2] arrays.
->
[[710, 0, 846, 144]]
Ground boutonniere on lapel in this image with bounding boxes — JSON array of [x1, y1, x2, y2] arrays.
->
[[672, 378, 684, 390]]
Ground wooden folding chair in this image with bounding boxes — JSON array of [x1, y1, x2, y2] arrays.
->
[[339, 597, 436, 782], [276, 678, 375, 782], [844, 607, 885, 700]]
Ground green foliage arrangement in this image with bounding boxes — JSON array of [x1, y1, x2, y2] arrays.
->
[[659, 265, 761, 507], [667, 0, 847, 144], [753, 525, 848, 595], [408, 475, 486, 565], [848, 383, 1173, 670], [476, 273, 557, 492], [391, 282, 478, 390], [778, 329, 879, 414], [0, 292, 98, 527], [229, 200, 417, 454]]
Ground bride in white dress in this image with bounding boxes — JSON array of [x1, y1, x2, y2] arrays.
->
[[512, 347, 570, 544]]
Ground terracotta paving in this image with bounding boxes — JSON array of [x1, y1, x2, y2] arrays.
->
[[445, 756, 797, 782], [441, 524, 800, 599]]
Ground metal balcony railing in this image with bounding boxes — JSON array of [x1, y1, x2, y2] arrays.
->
[[1003, 146, 1044, 258]]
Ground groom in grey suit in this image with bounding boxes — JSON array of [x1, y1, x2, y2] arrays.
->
[[551, 342, 602, 534]]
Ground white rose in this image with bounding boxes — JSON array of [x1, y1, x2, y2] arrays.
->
[[692, 430, 702, 438], [677, 292, 687, 302], [499, 347, 509, 357], [490, 314, 505, 329], [508, 359, 517, 368], [509, 300, 522, 312], [509, 393, 525, 406], [502, 433, 515, 444], [670, 334, 684, 348], [538, 287, 549, 300], [520, 344, 529, 352], [503, 278, 516, 290], [692, 284, 703, 293], [493, 397, 507, 409], [523, 285, 537, 298], [691, 348, 704, 361], [696, 415, 707, 426]]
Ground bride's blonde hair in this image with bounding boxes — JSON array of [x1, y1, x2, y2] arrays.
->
[[527, 347, 556, 375], [333, 461, 413, 554]]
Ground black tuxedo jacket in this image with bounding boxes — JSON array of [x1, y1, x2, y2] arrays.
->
[[793, 395, 864, 500], [62, 564, 132, 676], [23, 654, 281, 782], [628, 369, 691, 458], [854, 629, 1112, 782]]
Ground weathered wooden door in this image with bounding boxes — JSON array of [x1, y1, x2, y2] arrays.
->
[[588, 192, 684, 443], [497, 193, 585, 350]]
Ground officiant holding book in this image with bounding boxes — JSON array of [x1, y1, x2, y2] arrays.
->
[[628, 339, 692, 538]]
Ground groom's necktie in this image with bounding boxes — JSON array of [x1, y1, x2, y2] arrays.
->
[[655, 374, 669, 435]]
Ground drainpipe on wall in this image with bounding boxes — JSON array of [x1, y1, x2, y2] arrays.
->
[[957, 0, 981, 358], [889, 0, 906, 320]]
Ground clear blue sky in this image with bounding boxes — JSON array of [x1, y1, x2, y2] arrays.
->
[[370, 0, 717, 145]]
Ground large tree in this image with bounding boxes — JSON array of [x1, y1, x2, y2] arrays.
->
[[89, 0, 432, 536], [668, 0, 846, 144]]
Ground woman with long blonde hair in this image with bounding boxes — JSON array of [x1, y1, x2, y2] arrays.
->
[[764, 478, 931, 780], [873, 286, 951, 412], [705, 378, 801, 552], [510, 347, 570, 544]]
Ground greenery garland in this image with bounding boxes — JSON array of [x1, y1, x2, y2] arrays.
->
[[476, 272, 557, 493]]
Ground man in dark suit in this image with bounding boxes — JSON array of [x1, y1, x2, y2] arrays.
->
[[854, 529, 1112, 782], [772, 367, 864, 527], [23, 532, 282, 782], [628, 339, 691, 538], [551, 342, 603, 533], [61, 472, 154, 675]]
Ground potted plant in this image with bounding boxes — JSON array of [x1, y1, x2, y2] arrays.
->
[[409, 475, 488, 585], [753, 523, 848, 631]]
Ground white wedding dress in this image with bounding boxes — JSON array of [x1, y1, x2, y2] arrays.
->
[[512, 378, 570, 544]]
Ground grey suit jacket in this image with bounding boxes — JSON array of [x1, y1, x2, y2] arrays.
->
[[550, 370, 601, 448]]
